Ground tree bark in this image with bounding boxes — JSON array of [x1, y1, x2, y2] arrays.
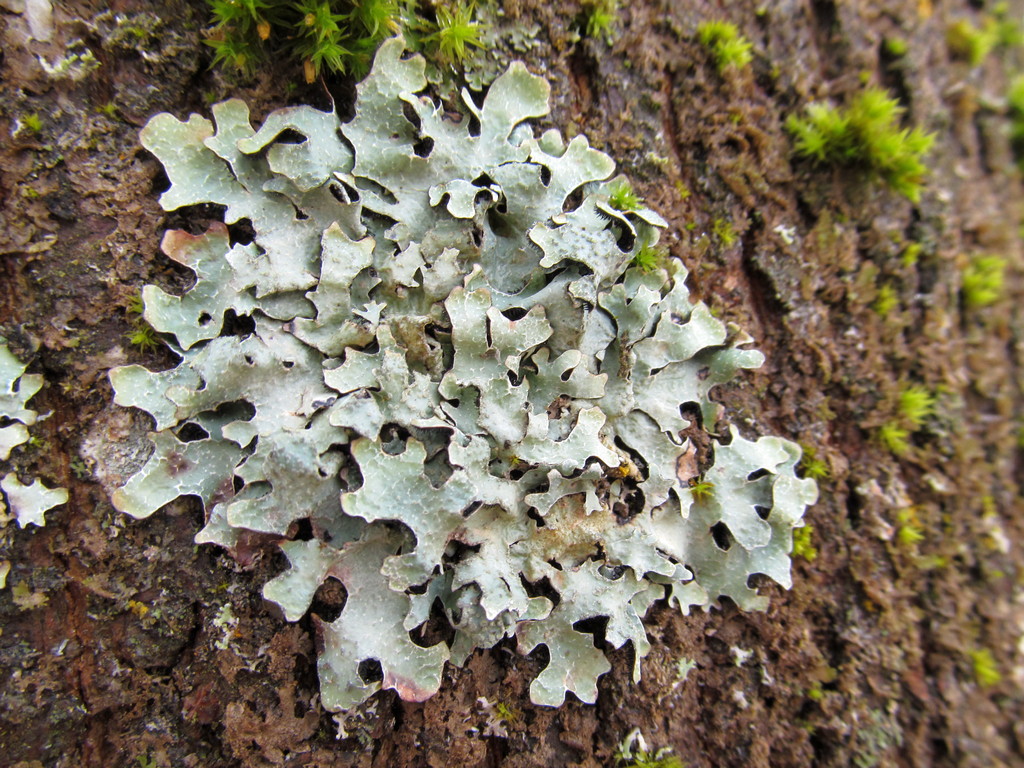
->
[[1, 1, 1022, 766]]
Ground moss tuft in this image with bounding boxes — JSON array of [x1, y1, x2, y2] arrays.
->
[[697, 20, 752, 73], [786, 87, 935, 202]]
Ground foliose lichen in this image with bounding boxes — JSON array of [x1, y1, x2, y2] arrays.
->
[[0, 340, 68, 531], [110, 37, 817, 712]]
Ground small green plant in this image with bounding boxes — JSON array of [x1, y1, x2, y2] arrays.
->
[[425, 2, 483, 64], [631, 242, 667, 273], [711, 217, 737, 246], [607, 179, 642, 211], [792, 524, 818, 562], [946, 18, 999, 65], [901, 242, 923, 266], [878, 421, 911, 455], [127, 324, 162, 352], [204, 0, 483, 81], [884, 36, 908, 57], [871, 283, 899, 318], [961, 254, 1006, 308], [798, 445, 829, 481], [687, 478, 714, 503], [20, 113, 43, 134], [895, 508, 924, 547], [898, 385, 935, 429], [786, 87, 935, 202], [968, 647, 1001, 687], [615, 729, 685, 768], [580, 0, 619, 40], [697, 20, 753, 73], [97, 101, 120, 120]]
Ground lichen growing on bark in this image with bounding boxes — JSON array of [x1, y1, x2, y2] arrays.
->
[[109, 37, 817, 712]]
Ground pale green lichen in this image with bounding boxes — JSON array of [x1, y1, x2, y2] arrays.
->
[[110, 38, 816, 713], [0, 340, 68, 531]]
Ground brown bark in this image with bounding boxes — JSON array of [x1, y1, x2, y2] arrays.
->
[[2, 1, 1022, 766]]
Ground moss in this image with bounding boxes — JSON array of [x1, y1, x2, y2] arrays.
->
[[786, 87, 935, 202], [631, 242, 668, 273], [792, 525, 818, 562], [711, 217, 737, 246], [901, 242, 923, 267], [687, 479, 715, 503], [203, 0, 486, 81], [871, 283, 899, 318], [947, 18, 999, 65], [607, 179, 642, 211], [580, 0, 619, 41], [798, 445, 829, 481], [697, 20, 753, 73], [884, 37, 908, 57], [898, 385, 935, 430], [878, 421, 911, 455], [425, 2, 485, 64], [961, 254, 1006, 308], [968, 648, 1002, 687], [20, 113, 43, 135]]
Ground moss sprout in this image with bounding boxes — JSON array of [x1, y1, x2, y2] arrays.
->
[[961, 254, 1006, 308], [798, 444, 829, 481], [711, 217, 738, 246], [607, 179, 642, 211], [204, 0, 481, 80], [947, 18, 999, 65], [581, 0, 619, 40], [898, 385, 936, 429], [697, 20, 753, 73], [895, 507, 925, 549], [786, 87, 935, 202], [878, 421, 911, 455], [631, 242, 667, 273], [19, 113, 43, 135], [792, 525, 818, 562], [968, 648, 1002, 687], [426, 2, 484, 64], [871, 283, 899, 318], [688, 479, 715, 503]]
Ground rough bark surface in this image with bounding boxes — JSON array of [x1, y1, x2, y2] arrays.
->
[[2, 1, 1023, 766]]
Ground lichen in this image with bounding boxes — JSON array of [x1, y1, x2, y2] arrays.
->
[[110, 37, 817, 713], [0, 340, 68, 531]]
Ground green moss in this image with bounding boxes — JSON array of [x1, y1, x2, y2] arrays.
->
[[697, 20, 752, 73], [631, 242, 667, 273], [792, 525, 818, 562], [947, 18, 999, 66], [898, 385, 935, 429], [97, 101, 120, 120], [127, 323, 162, 353], [961, 254, 1006, 308], [426, 2, 485, 64], [581, 0, 619, 40], [871, 283, 899, 318], [968, 648, 1002, 687], [895, 508, 924, 548], [20, 113, 43, 134], [711, 217, 737, 246], [878, 421, 911, 455], [798, 445, 829, 481], [204, 0, 485, 81], [884, 37, 908, 57], [786, 87, 935, 202], [607, 179, 642, 211], [688, 479, 714, 503], [901, 242, 923, 266]]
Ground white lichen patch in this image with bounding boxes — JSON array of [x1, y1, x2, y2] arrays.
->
[[110, 37, 817, 713], [0, 340, 67, 531]]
